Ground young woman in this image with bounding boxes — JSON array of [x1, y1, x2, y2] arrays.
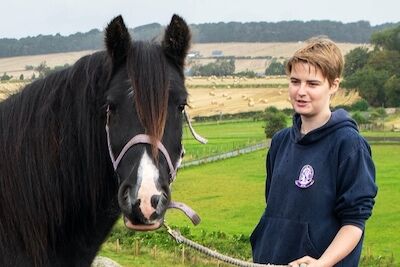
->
[[250, 38, 377, 267]]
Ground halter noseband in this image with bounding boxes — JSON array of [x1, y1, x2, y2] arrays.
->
[[105, 106, 206, 184]]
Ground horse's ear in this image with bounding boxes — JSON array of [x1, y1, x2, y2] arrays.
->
[[105, 15, 132, 67], [162, 14, 191, 68]]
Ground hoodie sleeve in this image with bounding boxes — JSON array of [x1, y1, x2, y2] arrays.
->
[[265, 132, 279, 204], [335, 139, 377, 230]]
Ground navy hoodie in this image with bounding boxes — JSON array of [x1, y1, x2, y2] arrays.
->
[[250, 109, 377, 266]]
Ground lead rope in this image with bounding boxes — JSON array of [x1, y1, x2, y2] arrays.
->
[[164, 223, 290, 267]]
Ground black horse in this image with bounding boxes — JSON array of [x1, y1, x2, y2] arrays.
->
[[0, 14, 191, 266]]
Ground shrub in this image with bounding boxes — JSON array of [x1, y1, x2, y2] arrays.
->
[[264, 107, 287, 138], [351, 99, 369, 111], [352, 111, 369, 125]]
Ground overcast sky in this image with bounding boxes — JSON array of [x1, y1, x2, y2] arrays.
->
[[1, 0, 399, 39]]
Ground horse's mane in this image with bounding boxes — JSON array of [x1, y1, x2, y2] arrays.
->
[[0, 51, 115, 263], [0, 41, 170, 265], [128, 41, 169, 157]]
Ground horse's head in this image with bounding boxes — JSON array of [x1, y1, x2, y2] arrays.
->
[[104, 15, 190, 230]]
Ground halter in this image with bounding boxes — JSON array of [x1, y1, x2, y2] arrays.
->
[[105, 105, 207, 184]]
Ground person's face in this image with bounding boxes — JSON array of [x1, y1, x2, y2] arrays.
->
[[288, 62, 339, 118]]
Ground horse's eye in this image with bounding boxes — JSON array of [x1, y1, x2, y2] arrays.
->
[[178, 104, 186, 113], [107, 103, 116, 112]]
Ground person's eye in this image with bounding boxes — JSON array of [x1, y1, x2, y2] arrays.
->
[[290, 79, 300, 85]]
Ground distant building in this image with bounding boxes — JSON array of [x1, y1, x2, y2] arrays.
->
[[211, 50, 223, 57], [187, 50, 201, 58]]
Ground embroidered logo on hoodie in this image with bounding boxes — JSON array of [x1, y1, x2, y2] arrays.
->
[[295, 165, 315, 188]]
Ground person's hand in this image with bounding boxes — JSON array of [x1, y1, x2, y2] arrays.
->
[[289, 256, 327, 267]]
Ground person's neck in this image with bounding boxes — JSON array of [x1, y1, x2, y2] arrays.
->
[[300, 111, 332, 134]]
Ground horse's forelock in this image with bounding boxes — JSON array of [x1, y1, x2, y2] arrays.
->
[[127, 42, 169, 159]]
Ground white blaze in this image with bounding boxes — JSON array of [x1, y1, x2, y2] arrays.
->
[[137, 150, 161, 220]]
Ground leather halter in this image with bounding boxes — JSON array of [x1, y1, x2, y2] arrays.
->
[[105, 106, 207, 184]]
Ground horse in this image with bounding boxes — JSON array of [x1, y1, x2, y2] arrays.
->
[[0, 14, 191, 266]]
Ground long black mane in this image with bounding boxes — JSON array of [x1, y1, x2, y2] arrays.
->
[[0, 51, 117, 265]]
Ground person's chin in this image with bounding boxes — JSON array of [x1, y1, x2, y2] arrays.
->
[[294, 106, 311, 115]]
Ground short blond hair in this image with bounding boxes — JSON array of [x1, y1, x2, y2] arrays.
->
[[285, 37, 344, 86]]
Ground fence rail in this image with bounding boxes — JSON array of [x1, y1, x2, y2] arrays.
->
[[180, 136, 400, 169], [181, 140, 271, 168]]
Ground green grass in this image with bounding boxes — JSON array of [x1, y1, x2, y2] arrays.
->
[[362, 144, 400, 263], [360, 131, 400, 138], [182, 120, 266, 161], [167, 149, 266, 234], [169, 145, 400, 262], [100, 144, 399, 266]]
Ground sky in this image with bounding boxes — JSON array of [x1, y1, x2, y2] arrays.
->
[[1, 0, 399, 39]]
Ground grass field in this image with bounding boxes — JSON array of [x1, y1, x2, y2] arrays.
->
[[99, 139, 399, 266], [182, 120, 266, 161]]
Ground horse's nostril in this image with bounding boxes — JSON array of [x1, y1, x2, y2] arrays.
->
[[151, 195, 160, 209], [123, 187, 131, 205], [118, 184, 133, 214], [151, 193, 169, 215]]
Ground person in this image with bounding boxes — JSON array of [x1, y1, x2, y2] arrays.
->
[[250, 37, 378, 267]]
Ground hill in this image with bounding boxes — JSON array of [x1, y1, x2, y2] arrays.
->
[[0, 42, 364, 79], [0, 20, 398, 58]]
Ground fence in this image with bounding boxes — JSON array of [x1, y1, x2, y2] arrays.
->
[[180, 140, 271, 168]]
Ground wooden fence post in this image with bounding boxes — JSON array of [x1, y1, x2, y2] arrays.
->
[[115, 239, 120, 253], [181, 245, 185, 264], [134, 239, 140, 256], [152, 245, 157, 258]]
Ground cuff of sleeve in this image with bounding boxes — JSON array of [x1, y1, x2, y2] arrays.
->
[[341, 219, 365, 231]]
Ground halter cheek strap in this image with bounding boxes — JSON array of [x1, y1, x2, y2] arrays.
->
[[105, 106, 207, 184]]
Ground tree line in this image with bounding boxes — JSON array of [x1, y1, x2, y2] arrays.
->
[[342, 25, 400, 107], [1, 20, 399, 58]]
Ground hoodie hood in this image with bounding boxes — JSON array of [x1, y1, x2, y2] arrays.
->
[[291, 109, 358, 144]]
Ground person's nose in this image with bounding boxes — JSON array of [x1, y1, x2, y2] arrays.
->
[[297, 82, 307, 97]]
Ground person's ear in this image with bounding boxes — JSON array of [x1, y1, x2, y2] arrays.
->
[[329, 78, 340, 95]]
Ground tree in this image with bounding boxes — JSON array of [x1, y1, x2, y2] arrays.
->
[[385, 75, 400, 107], [343, 67, 389, 107], [370, 25, 400, 52], [19, 74, 24, 80], [190, 59, 235, 76], [342, 25, 400, 107], [35, 61, 51, 78], [265, 60, 285, 76], [367, 49, 400, 77], [264, 107, 287, 138], [343, 47, 369, 78], [1, 73, 13, 81]]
